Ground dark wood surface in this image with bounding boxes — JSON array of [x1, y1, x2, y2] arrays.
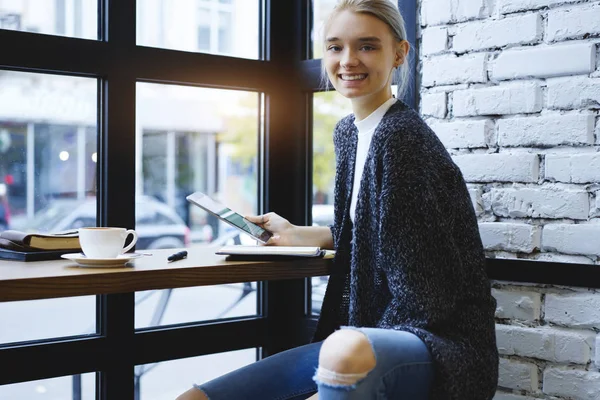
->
[[0, 247, 334, 302]]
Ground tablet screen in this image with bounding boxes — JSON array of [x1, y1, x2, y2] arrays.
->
[[186, 192, 273, 244]]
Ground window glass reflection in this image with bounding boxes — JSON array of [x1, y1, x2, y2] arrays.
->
[[311, 0, 338, 59], [311, 90, 352, 314], [137, 0, 260, 59], [135, 82, 259, 327], [0, 70, 97, 343], [0, 0, 97, 39], [0, 372, 95, 399], [138, 349, 256, 399]]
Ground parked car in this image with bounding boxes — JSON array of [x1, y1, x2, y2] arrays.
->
[[0, 183, 10, 230], [312, 203, 334, 227], [13, 196, 191, 250], [0, 202, 8, 231]]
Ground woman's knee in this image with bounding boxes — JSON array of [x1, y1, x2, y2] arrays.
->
[[316, 329, 376, 385], [175, 387, 208, 400]]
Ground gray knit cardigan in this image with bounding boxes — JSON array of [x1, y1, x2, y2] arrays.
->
[[313, 100, 499, 399]]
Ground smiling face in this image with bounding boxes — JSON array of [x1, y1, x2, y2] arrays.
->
[[324, 10, 403, 119]]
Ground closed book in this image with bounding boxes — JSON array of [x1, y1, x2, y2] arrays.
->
[[0, 230, 81, 251], [0, 247, 77, 262], [216, 245, 335, 261]]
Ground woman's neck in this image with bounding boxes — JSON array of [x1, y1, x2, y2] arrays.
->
[[351, 90, 393, 121]]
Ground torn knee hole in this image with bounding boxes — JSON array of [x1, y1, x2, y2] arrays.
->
[[317, 329, 377, 385], [314, 365, 371, 386]]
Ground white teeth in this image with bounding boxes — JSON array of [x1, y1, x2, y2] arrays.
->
[[340, 74, 366, 81]]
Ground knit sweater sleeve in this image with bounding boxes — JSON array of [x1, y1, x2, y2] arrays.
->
[[376, 132, 462, 328]]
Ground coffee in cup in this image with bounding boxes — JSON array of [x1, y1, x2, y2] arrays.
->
[[78, 227, 138, 259]]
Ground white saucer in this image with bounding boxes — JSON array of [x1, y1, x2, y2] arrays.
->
[[61, 252, 144, 267]]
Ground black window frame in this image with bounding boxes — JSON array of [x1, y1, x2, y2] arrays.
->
[[0, 1, 305, 398], [1, 1, 598, 399]]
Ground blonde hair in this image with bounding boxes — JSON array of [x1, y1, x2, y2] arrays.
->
[[320, 0, 411, 99]]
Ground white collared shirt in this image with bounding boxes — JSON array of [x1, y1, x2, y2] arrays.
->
[[349, 97, 397, 223]]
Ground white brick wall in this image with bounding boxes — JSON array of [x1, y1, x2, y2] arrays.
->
[[543, 368, 600, 400], [498, 0, 581, 14], [497, 113, 595, 147], [420, 92, 447, 118], [498, 358, 539, 391], [421, 0, 453, 26], [493, 394, 537, 400], [489, 186, 589, 219], [491, 42, 596, 81], [545, 153, 600, 183], [453, 14, 542, 53], [543, 223, 600, 256], [493, 288, 541, 320], [547, 3, 600, 42], [479, 222, 541, 252], [453, 0, 491, 22], [453, 154, 540, 182], [533, 252, 595, 264], [453, 82, 543, 117], [545, 293, 600, 329], [421, 26, 448, 56], [496, 324, 595, 364], [594, 190, 600, 217], [418, 0, 600, 397], [422, 53, 488, 87], [596, 335, 600, 369], [547, 76, 600, 109], [422, 0, 490, 26], [469, 187, 484, 215], [430, 119, 492, 148]]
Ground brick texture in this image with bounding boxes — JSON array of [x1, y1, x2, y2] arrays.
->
[[418, 1, 600, 399]]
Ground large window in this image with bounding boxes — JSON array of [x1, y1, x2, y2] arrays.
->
[[137, 0, 260, 59], [0, 0, 97, 39], [0, 0, 271, 398], [310, 0, 337, 59], [0, 2, 418, 400], [0, 373, 95, 400], [137, 349, 255, 399], [0, 70, 97, 344], [134, 84, 260, 327]]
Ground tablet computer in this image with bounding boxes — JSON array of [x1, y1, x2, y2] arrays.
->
[[186, 191, 273, 244]]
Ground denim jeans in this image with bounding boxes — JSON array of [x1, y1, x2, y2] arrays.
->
[[195, 327, 433, 400]]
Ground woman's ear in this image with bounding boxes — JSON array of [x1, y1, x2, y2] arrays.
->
[[395, 52, 403, 67], [395, 40, 410, 67]]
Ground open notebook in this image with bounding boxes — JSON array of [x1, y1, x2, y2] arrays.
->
[[216, 245, 335, 260]]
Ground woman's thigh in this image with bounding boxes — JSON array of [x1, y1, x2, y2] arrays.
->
[[316, 327, 433, 400], [196, 341, 321, 400]]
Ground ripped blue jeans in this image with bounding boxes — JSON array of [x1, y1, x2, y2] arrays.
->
[[194, 327, 433, 400]]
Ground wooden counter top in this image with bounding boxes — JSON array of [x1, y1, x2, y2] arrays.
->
[[0, 247, 334, 302]]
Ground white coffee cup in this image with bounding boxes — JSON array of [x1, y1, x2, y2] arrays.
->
[[78, 227, 138, 259]]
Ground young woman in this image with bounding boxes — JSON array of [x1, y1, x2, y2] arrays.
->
[[177, 1, 498, 399]]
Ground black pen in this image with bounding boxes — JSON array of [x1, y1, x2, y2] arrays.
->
[[168, 250, 188, 263]]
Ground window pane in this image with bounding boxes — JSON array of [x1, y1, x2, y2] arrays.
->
[[137, 0, 260, 59], [0, 70, 97, 342], [138, 349, 256, 399], [135, 83, 259, 327], [0, 0, 97, 39], [0, 296, 96, 344], [0, 373, 95, 399], [310, 0, 338, 59], [311, 90, 351, 315]]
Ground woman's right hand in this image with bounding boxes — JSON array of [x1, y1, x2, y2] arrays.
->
[[244, 212, 297, 246]]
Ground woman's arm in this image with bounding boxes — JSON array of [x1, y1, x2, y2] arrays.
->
[[289, 225, 334, 249], [376, 141, 463, 323], [245, 213, 334, 249]]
